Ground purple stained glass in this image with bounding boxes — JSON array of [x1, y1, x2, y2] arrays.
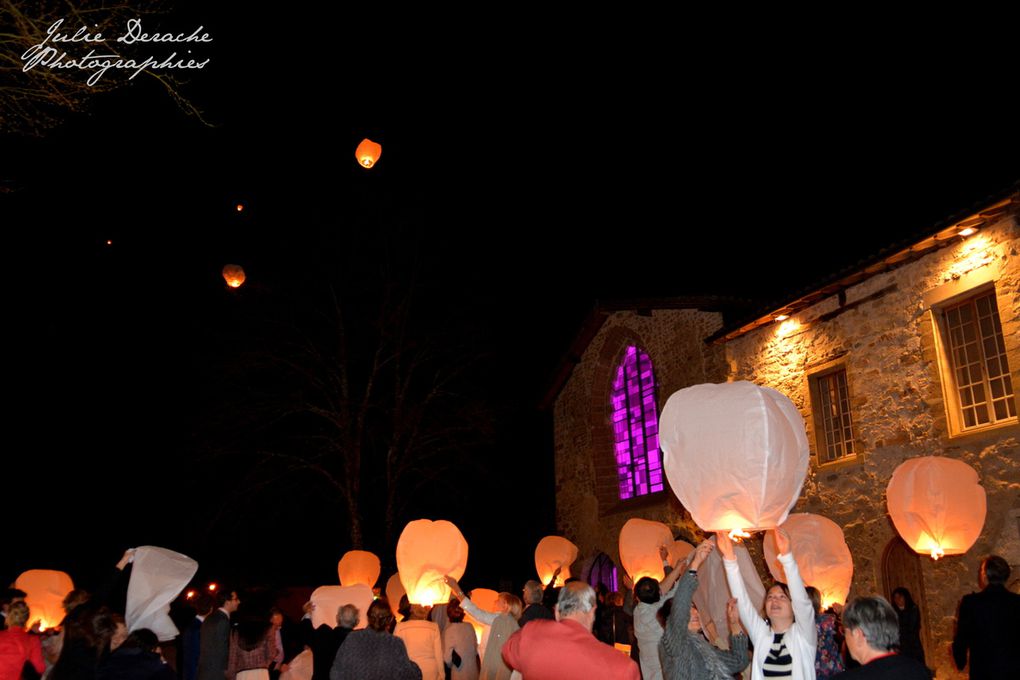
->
[[611, 346, 664, 500]]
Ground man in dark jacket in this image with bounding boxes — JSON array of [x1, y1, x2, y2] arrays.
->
[[951, 555, 1020, 680], [197, 590, 239, 680]]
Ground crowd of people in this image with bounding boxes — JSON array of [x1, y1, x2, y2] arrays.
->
[[2, 540, 1018, 680]]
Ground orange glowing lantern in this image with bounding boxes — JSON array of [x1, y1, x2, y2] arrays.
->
[[15, 570, 73, 631], [763, 513, 852, 608], [355, 138, 382, 168], [659, 381, 809, 535], [310, 584, 374, 630], [618, 518, 674, 582], [886, 456, 986, 560], [396, 519, 468, 605], [126, 546, 199, 641], [385, 573, 407, 618], [463, 587, 500, 644], [666, 540, 695, 567], [534, 536, 578, 587], [221, 264, 246, 289], [692, 540, 765, 641], [338, 550, 381, 588]]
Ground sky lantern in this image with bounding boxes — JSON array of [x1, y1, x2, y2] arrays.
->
[[355, 138, 382, 168], [666, 540, 695, 566], [659, 381, 809, 537], [534, 536, 578, 587], [338, 550, 381, 588], [221, 264, 245, 288], [763, 513, 853, 608], [126, 546, 199, 641], [886, 456, 986, 560], [396, 519, 468, 606], [310, 584, 374, 630], [619, 518, 674, 582], [385, 573, 407, 618], [279, 649, 312, 680], [693, 540, 765, 641], [15, 570, 73, 631], [463, 587, 500, 644]]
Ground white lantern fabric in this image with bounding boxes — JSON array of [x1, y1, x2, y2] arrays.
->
[[618, 518, 673, 582], [385, 573, 407, 617], [763, 514, 853, 608], [279, 649, 312, 680], [15, 570, 74, 631], [396, 519, 468, 605], [338, 550, 381, 587], [659, 381, 809, 533], [534, 536, 578, 587], [691, 541, 765, 642], [310, 584, 374, 630], [126, 546, 198, 641], [886, 456, 987, 559]]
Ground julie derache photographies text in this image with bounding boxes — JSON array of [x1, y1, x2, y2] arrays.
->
[[21, 18, 212, 86]]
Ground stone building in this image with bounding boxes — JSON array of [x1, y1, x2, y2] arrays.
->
[[546, 188, 1019, 679]]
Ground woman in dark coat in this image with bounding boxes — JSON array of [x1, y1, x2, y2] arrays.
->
[[891, 587, 925, 666]]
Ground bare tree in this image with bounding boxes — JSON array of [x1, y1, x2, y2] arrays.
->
[[1, 0, 209, 135]]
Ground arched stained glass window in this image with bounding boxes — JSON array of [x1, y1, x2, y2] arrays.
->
[[611, 346, 663, 500]]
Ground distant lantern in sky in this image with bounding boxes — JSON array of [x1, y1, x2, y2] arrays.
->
[[396, 519, 468, 606], [618, 518, 674, 582], [15, 570, 74, 631], [338, 550, 381, 588], [236, 203, 244, 212], [763, 513, 853, 608], [222, 264, 246, 288], [534, 536, 578, 587], [355, 138, 382, 168], [659, 381, 809, 537], [886, 456, 986, 560]]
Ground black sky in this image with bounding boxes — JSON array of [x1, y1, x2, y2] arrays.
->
[[3, 5, 1018, 596]]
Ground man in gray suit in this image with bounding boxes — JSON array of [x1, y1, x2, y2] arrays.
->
[[197, 589, 241, 680]]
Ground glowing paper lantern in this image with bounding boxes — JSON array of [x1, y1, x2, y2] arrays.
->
[[692, 541, 764, 641], [396, 519, 468, 605], [126, 546, 199, 641], [534, 536, 578, 587], [886, 456, 986, 560], [338, 550, 381, 588], [222, 264, 246, 288], [385, 573, 407, 618], [310, 584, 374, 630], [463, 588, 500, 645], [659, 381, 809, 535], [666, 540, 695, 567], [763, 514, 852, 608], [15, 570, 73, 631], [355, 138, 382, 168], [619, 518, 673, 582], [279, 649, 312, 680]]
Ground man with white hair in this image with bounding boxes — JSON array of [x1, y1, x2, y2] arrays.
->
[[836, 596, 928, 679], [501, 581, 639, 680]]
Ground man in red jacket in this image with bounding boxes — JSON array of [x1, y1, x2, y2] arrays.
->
[[502, 581, 640, 680]]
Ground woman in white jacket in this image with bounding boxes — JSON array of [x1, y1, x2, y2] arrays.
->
[[716, 529, 816, 680]]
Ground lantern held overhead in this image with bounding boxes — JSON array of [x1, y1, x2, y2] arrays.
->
[[618, 518, 674, 582], [126, 546, 199, 641], [396, 519, 468, 606], [222, 264, 246, 289], [763, 513, 853, 608], [659, 381, 809, 535], [355, 138, 382, 168], [463, 587, 500, 644], [310, 584, 374, 630], [15, 570, 74, 631], [886, 456, 986, 560], [534, 536, 579, 587], [338, 550, 381, 588], [693, 540, 765, 643]]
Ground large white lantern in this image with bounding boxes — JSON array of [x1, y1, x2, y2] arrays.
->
[[619, 518, 673, 582], [886, 456, 986, 560], [396, 519, 468, 605], [763, 513, 853, 608], [659, 381, 809, 535], [692, 541, 765, 641], [310, 584, 374, 630], [15, 570, 74, 631], [125, 546, 199, 641], [338, 550, 381, 588], [534, 537, 578, 587]]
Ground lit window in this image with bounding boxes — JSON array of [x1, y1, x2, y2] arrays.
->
[[809, 367, 857, 464], [611, 346, 664, 499], [939, 290, 1015, 430]]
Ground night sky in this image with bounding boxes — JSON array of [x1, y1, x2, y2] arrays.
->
[[3, 4, 1018, 599]]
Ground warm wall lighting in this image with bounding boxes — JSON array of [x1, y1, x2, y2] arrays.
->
[[355, 138, 382, 168], [774, 314, 789, 321], [958, 226, 977, 237]]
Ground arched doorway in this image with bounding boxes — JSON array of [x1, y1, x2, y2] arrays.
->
[[881, 536, 931, 659], [587, 552, 620, 593]]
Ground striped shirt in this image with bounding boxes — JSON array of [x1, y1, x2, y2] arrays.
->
[[763, 632, 793, 677]]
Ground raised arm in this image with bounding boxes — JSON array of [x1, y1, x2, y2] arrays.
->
[[773, 529, 816, 650], [444, 576, 498, 626]]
